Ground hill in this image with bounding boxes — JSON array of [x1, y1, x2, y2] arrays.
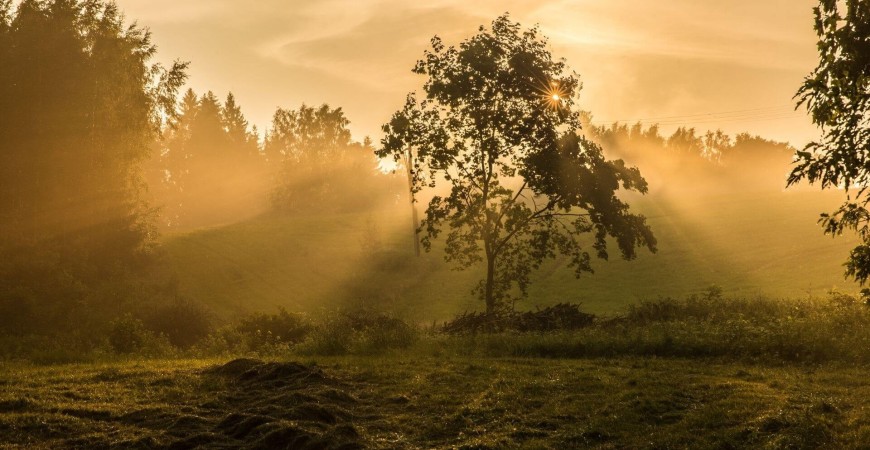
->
[[160, 189, 858, 323]]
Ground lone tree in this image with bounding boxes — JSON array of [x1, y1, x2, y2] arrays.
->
[[378, 15, 657, 314], [787, 0, 870, 282]]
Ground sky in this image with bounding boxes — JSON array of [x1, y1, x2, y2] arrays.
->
[[113, 0, 820, 147]]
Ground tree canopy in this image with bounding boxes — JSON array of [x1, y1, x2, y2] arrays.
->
[[0, 0, 185, 335], [788, 0, 870, 283], [0, 0, 185, 266], [150, 89, 264, 229], [378, 15, 657, 313], [266, 104, 399, 213]]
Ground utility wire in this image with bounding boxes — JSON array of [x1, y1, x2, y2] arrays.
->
[[589, 104, 803, 127]]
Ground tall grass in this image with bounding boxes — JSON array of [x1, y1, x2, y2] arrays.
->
[[426, 291, 870, 364], [5, 291, 870, 365]]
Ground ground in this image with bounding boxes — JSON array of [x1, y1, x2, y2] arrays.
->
[[1, 356, 868, 449]]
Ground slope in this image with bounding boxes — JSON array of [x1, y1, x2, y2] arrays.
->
[[161, 189, 858, 322]]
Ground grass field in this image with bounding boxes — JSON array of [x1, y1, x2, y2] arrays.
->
[[1, 355, 868, 449], [161, 188, 858, 322], [4, 293, 870, 448]]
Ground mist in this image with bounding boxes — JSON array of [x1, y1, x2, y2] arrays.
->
[[3, 1, 870, 448]]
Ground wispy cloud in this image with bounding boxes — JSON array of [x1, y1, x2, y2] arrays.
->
[[114, 0, 818, 144]]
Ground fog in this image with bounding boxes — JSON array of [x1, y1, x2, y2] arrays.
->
[[0, 0, 857, 361]]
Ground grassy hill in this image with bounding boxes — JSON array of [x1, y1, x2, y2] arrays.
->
[[161, 188, 859, 323]]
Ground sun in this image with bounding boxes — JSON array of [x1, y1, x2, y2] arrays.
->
[[529, 77, 569, 113], [542, 82, 567, 111]]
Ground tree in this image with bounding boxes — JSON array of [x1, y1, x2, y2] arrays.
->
[[787, 0, 870, 283], [150, 89, 266, 228], [222, 92, 259, 157], [592, 123, 793, 195], [666, 127, 704, 156], [265, 104, 398, 213], [378, 15, 657, 314], [702, 130, 731, 163], [0, 0, 186, 266]]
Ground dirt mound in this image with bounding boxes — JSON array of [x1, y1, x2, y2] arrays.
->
[[206, 359, 326, 388], [172, 359, 359, 449]]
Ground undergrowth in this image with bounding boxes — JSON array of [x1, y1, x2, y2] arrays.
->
[[5, 290, 870, 365]]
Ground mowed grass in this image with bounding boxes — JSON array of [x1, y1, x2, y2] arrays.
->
[[1, 356, 869, 449], [161, 189, 858, 321]]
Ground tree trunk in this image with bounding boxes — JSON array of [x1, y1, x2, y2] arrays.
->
[[410, 201, 420, 257], [404, 149, 420, 257], [484, 253, 496, 314]]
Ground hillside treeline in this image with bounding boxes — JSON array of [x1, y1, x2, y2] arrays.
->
[[149, 91, 402, 229], [589, 122, 795, 195], [0, 0, 400, 344]]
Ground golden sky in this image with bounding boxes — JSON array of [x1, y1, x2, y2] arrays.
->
[[115, 0, 819, 146]]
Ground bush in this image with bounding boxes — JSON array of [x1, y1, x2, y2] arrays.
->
[[144, 300, 213, 349], [433, 292, 870, 363], [194, 308, 313, 356], [298, 310, 417, 356], [107, 315, 174, 356], [235, 308, 312, 347], [441, 303, 596, 334]]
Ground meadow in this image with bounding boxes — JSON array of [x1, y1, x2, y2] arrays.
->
[[4, 1, 869, 448], [161, 188, 857, 322], [3, 184, 866, 448], [5, 292, 870, 448], [4, 357, 870, 449]]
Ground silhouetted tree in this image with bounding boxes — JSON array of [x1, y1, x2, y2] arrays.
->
[[788, 0, 870, 283], [222, 92, 260, 157], [666, 127, 705, 156], [149, 88, 196, 227], [591, 123, 792, 194], [723, 133, 793, 188], [379, 15, 657, 313], [702, 130, 731, 162]]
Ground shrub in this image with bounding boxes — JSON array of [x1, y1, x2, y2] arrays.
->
[[235, 308, 312, 347], [441, 303, 596, 334], [108, 315, 157, 354], [194, 308, 313, 356], [298, 309, 417, 356], [144, 300, 213, 349]]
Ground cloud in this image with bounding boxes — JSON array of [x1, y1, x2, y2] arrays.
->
[[256, 5, 477, 92], [112, 0, 819, 145], [535, 0, 815, 71]]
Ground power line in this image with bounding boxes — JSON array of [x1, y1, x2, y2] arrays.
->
[[589, 104, 803, 127]]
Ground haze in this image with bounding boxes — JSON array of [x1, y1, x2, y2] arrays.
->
[[9, 1, 870, 446], [115, 0, 818, 145]]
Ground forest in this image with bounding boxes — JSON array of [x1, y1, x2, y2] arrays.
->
[[1, 0, 870, 448]]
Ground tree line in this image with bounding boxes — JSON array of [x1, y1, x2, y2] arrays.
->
[[148, 90, 402, 229], [0, 0, 400, 338], [1, 0, 860, 340], [589, 121, 795, 194]]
